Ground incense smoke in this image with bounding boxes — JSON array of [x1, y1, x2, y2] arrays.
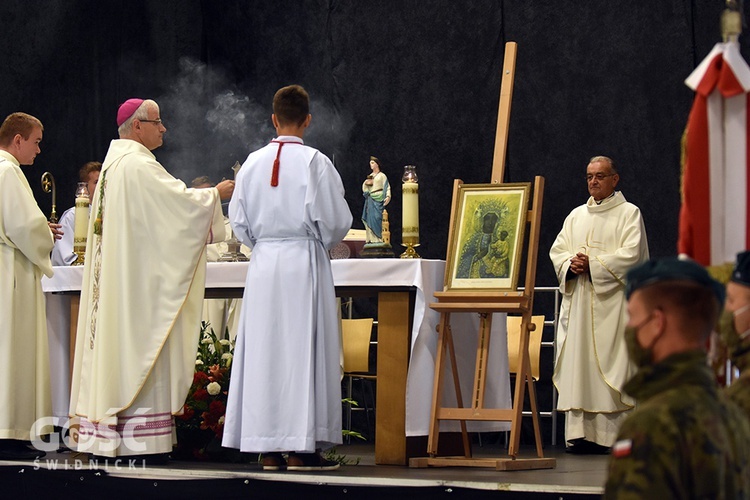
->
[[155, 57, 354, 186]]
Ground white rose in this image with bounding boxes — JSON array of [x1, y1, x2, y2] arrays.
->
[[221, 353, 233, 361], [201, 337, 213, 345], [219, 339, 230, 346], [207, 382, 221, 396], [195, 360, 204, 365]]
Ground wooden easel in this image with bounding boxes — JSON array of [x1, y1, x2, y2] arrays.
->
[[409, 42, 555, 470]]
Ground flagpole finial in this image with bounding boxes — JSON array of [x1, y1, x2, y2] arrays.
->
[[722, 0, 742, 42]]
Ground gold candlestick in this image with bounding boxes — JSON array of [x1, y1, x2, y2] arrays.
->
[[401, 165, 421, 259], [41, 171, 58, 223]]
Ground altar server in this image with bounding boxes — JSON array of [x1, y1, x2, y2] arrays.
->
[[0, 112, 56, 460], [69, 99, 234, 462], [550, 156, 649, 453], [223, 85, 352, 471], [51, 161, 101, 266]]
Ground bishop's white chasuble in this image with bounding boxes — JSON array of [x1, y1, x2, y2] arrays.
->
[[69, 139, 225, 457]]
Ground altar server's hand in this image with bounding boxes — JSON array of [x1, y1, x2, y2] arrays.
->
[[48, 222, 63, 240]]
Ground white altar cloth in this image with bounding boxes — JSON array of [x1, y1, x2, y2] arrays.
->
[[43, 259, 511, 436]]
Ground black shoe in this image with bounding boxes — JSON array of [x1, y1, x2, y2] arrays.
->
[[565, 439, 611, 455], [286, 452, 340, 471], [0, 440, 45, 460]]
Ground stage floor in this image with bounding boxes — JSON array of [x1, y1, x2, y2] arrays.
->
[[0, 441, 607, 499]]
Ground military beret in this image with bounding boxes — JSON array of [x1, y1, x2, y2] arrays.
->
[[625, 257, 725, 306], [731, 250, 750, 287]]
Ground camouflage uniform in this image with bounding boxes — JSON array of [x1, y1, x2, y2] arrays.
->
[[604, 350, 750, 499], [725, 347, 750, 417]]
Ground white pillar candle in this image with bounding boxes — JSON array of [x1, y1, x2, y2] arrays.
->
[[402, 181, 419, 245], [73, 184, 89, 257]]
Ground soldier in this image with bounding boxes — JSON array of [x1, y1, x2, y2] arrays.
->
[[604, 257, 750, 499], [720, 250, 750, 416]]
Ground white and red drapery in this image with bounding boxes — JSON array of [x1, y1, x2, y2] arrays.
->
[[679, 41, 750, 266]]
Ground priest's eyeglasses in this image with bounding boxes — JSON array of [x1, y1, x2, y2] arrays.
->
[[139, 118, 163, 124], [586, 173, 615, 182]]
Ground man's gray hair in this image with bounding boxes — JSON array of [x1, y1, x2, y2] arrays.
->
[[118, 99, 159, 137], [589, 155, 617, 174]]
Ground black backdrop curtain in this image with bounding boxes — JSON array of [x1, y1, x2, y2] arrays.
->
[[2, 0, 745, 287]]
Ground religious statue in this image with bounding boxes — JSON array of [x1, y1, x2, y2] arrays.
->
[[360, 156, 393, 258]]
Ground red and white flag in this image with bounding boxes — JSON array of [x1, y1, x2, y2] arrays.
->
[[679, 42, 750, 266]]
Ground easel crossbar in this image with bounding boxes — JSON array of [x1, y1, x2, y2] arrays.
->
[[436, 408, 514, 421], [430, 302, 528, 313]]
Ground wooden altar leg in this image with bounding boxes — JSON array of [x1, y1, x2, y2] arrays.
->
[[375, 291, 410, 465]]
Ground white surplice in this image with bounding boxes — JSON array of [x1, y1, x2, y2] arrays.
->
[[222, 136, 352, 453], [0, 150, 54, 440], [549, 191, 649, 447], [69, 139, 225, 457]]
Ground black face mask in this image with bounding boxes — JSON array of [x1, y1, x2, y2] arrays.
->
[[719, 304, 750, 355], [624, 313, 657, 368]]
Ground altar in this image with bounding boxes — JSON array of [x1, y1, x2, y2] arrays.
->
[[43, 258, 510, 465]]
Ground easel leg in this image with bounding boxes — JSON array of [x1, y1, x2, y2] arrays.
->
[[526, 371, 544, 457], [427, 313, 450, 456], [445, 322, 470, 458]]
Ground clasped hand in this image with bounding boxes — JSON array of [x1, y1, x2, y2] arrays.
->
[[569, 252, 590, 275]]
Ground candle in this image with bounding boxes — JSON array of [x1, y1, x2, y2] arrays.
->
[[73, 182, 89, 263], [402, 165, 419, 245]]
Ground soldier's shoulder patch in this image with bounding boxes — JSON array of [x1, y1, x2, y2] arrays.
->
[[612, 439, 632, 458]]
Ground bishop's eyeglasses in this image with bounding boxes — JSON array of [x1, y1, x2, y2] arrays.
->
[[586, 173, 615, 182]]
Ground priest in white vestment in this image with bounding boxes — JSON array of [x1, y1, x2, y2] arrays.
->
[[222, 85, 352, 471], [0, 113, 56, 459], [69, 99, 234, 461], [549, 156, 649, 453]]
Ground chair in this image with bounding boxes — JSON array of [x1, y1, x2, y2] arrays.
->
[[341, 318, 376, 440], [494, 315, 545, 447], [506, 315, 545, 381]]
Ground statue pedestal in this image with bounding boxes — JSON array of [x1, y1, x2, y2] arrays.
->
[[360, 243, 394, 258]]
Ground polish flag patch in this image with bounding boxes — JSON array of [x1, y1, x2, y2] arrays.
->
[[612, 439, 632, 458]]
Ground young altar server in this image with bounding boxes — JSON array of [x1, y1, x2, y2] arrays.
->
[[0, 112, 57, 460], [222, 84, 352, 471], [69, 99, 234, 463]]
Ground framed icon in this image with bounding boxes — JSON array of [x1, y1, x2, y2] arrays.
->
[[445, 182, 530, 291]]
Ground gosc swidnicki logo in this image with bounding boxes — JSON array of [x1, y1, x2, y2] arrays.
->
[[29, 410, 150, 454]]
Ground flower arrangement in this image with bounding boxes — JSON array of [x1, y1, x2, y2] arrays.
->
[[174, 321, 363, 465], [174, 321, 236, 460]]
